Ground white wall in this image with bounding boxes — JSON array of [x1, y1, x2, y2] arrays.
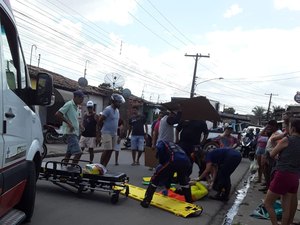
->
[[57, 89, 104, 115]]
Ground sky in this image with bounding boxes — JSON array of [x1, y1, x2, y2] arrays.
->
[[9, 0, 300, 114]]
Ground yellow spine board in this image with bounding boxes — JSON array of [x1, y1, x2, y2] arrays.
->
[[121, 184, 203, 218]]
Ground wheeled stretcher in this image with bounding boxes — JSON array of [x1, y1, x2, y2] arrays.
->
[[39, 160, 129, 204]]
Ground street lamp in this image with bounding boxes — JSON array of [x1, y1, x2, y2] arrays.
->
[[84, 60, 89, 79], [78, 60, 89, 87], [196, 77, 224, 86], [30, 44, 37, 67], [194, 77, 224, 96]]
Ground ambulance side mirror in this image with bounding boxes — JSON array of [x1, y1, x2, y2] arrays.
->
[[35, 73, 53, 106]]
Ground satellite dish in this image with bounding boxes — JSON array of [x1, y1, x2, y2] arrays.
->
[[122, 88, 131, 98], [104, 73, 125, 89], [78, 77, 88, 87]]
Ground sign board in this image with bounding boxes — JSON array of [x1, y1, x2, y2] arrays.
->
[[294, 92, 300, 103]]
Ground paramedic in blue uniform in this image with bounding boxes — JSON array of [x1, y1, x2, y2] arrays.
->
[[141, 141, 192, 208], [195, 147, 242, 202]]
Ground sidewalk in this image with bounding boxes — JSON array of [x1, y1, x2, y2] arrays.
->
[[232, 175, 300, 225]]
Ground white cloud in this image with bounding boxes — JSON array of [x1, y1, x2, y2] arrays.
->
[[223, 4, 243, 18], [274, 0, 300, 11], [64, 0, 138, 26], [194, 26, 300, 112]]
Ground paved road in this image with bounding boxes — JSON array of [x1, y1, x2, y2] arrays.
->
[[26, 146, 251, 225]]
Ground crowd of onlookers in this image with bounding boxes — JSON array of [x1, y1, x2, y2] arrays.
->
[[249, 114, 300, 225]]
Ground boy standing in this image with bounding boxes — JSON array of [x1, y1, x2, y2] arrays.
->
[[79, 100, 99, 162]]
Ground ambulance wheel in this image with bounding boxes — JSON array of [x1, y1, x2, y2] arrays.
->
[[41, 143, 47, 159], [111, 193, 119, 204], [16, 162, 36, 222]]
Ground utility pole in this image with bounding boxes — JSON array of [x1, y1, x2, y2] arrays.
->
[[84, 60, 89, 79], [120, 40, 123, 55], [265, 93, 278, 120], [141, 84, 145, 99], [37, 54, 41, 67], [185, 53, 210, 98]]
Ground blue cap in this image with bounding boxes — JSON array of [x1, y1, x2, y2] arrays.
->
[[73, 90, 84, 98]]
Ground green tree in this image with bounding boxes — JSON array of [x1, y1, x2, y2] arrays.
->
[[271, 105, 285, 120], [252, 106, 266, 125], [223, 107, 235, 114]]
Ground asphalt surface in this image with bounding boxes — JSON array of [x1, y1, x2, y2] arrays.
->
[[39, 144, 300, 225]]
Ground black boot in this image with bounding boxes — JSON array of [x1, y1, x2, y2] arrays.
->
[[141, 184, 156, 208], [181, 187, 193, 203], [209, 192, 222, 201], [219, 185, 231, 202], [210, 186, 230, 202], [174, 188, 183, 195], [209, 187, 228, 202]]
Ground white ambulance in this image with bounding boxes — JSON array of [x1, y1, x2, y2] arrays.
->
[[0, 0, 53, 223]]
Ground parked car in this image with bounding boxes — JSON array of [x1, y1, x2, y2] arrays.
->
[[203, 124, 241, 151]]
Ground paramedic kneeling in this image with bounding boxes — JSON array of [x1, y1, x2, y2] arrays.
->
[[196, 148, 242, 202], [141, 141, 192, 208]]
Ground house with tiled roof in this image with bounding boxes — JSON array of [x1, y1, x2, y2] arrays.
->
[[28, 65, 113, 126], [28, 65, 157, 131]]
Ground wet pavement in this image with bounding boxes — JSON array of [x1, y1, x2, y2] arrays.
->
[[231, 177, 300, 225]]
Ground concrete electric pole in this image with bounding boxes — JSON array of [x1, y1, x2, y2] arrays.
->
[[265, 93, 278, 120], [185, 53, 210, 98]]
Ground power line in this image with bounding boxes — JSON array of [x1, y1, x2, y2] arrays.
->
[[49, 0, 185, 76], [15, 0, 189, 91], [134, 0, 188, 46], [14, 0, 225, 97], [15, 11, 192, 94], [12, 1, 295, 113], [145, 0, 195, 45], [128, 12, 180, 50]]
